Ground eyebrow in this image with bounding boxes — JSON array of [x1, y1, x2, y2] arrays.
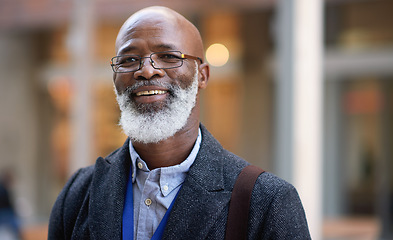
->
[[155, 43, 178, 51], [118, 46, 137, 55], [117, 43, 179, 55]]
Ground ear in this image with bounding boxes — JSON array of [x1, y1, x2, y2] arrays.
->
[[198, 63, 210, 89]]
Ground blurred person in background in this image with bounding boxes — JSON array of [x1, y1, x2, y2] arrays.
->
[[48, 6, 310, 239], [0, 170, 21, 240]]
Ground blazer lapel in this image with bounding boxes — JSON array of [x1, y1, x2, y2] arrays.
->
[[89, 139, 131, 240], [163, 126, 232, 239]]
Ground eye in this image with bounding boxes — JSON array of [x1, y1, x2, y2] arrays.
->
[[118, 55, 139, 65], [156, 52, 182, 62], [162, 54, 177, 59]]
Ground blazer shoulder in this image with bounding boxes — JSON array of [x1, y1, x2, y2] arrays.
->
[[249, 172, 311, 239], [65, 166, 95, 198], [254, 172, 293, 195], [51, 165, 95, 212]]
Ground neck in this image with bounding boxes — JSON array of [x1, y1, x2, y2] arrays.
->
[[132, 121, 200, 170]]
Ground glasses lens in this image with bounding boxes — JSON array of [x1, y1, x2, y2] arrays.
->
[[112, 55, 140, 73], [151, 51, 183, 69]]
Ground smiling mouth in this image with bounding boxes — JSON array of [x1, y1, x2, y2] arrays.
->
[[135, 90, 168, 97]]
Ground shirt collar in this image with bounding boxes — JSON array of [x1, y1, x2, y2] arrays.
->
[[129, 128, 202, 196]]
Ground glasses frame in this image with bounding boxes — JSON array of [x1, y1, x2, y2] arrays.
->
[[110, 50, 203, 73]]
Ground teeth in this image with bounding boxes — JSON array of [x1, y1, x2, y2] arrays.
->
[[136, 90, 167, 96]]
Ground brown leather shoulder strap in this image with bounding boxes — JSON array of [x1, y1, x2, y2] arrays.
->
[[225, 165, 265, 240]]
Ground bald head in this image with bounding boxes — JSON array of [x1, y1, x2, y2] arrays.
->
[[115, 6, 204, 59], [112, 6, 210, 148]]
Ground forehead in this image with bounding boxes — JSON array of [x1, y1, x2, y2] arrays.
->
[[116, 18, 188, 55]]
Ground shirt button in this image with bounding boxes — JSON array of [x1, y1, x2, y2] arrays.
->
[[163, 185, 169, 191], [137, 162, 143, 169], [145, 198, 152, 206]]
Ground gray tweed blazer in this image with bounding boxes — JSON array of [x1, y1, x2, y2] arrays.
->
[[48, 125, 311, 239]]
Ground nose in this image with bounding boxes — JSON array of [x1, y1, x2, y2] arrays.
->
[[133, 57, 164, 80]]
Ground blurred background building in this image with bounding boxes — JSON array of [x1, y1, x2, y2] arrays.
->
[[0, 0, 392, 239]]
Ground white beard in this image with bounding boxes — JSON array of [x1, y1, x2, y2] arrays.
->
[[115, 67, 199, 144]]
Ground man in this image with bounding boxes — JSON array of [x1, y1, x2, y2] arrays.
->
[[48, 6, 311, 240]]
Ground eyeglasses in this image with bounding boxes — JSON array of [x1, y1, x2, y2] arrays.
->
[[110, 50, 203, 73]]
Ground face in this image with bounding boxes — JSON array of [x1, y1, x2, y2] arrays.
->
[[116, 67, 199, 144], [113, 15, 207, 143]]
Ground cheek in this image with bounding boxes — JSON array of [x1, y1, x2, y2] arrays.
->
[[176, 74, 192, 89], [168, 66, 196, 89], [113, 73, 132, 93]]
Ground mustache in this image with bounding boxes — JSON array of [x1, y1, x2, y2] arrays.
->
[[123, 80, 177, 95]]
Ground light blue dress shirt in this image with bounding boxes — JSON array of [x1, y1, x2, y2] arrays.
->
[[129, 129, 202, 240]]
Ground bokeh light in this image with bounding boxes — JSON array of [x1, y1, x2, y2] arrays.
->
[[206, 43, 229, 67]]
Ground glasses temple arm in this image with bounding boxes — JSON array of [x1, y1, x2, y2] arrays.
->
[[182, 54, 204, 64]]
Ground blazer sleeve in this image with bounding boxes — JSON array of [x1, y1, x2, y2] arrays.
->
[[48, 167, 93, 240], [249, 173, 311, 239]]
